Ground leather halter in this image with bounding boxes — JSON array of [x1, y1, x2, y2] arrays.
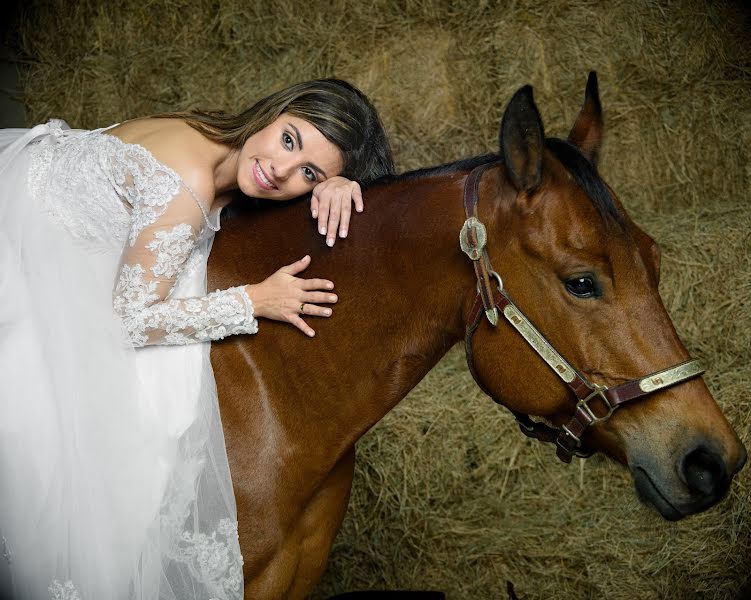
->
[[461, 162, 705, 463]]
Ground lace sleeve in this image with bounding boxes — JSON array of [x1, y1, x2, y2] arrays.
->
[[113, 183, 258, 347]]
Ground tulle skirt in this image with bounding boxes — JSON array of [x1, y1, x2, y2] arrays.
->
[[0, 125, 243, 600]]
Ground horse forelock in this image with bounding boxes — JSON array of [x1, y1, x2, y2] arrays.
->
[[544, 137, 625, 229]]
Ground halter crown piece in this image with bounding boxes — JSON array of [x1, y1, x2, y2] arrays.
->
[[461, 163, 706, 463]]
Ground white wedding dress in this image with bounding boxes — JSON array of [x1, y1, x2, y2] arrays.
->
[[0, 120, 256, 600]]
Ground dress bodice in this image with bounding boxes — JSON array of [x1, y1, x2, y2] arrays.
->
[[25, 120, 256, 347], [27, 120, 219, 250]]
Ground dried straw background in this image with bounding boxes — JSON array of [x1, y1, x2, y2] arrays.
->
[[6, 0, 750, 598]]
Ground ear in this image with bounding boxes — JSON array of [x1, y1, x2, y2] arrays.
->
[[499, 85, 545, 192], [568, 71, 603, 167]]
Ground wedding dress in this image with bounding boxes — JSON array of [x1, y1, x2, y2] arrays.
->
[[0, 120, 255, 600]]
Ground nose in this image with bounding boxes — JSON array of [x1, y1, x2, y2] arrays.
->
[[271, 157, 295, 181], [679, 445, 730, 499]]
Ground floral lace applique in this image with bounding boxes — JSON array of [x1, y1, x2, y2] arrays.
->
[[104, 141, 182, 246], [146, 223, 197, 280], [114, 262, 257, 347], [1, 535, 10, 564], [113, 264, 160, 347], [169, 518, 244, 600], [48, 580, 80, 600]]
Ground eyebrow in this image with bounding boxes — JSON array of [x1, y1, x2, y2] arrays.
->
[[288, 122, 328, 180], [289, 123, 303, 150]]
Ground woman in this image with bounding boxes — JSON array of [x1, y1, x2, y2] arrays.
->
[[0, 79, 394, 600]]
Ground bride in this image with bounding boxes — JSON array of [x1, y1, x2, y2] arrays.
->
[[0, 79, 393, 600]]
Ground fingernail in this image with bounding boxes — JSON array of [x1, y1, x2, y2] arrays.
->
[[340, 229, 347, 237], [320, 227, 326, 235], [327, 283, 334, 290], [312, 210, 318, 218], [327, 238, 334, 247], [329, 295, 337, 302], [324, 308, 332, 316], [356, 207, 363, 213], [308, 330, 315, 337]]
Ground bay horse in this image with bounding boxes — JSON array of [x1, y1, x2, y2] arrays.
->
[[208, 73, 747, 599]]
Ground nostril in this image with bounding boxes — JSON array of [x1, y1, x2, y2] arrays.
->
[[680, 446, 728, 497]]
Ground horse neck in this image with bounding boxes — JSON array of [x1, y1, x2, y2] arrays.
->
[[292, 171, 488, 460]]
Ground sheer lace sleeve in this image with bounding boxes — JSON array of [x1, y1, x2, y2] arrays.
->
[[113, 182, 258, 347]]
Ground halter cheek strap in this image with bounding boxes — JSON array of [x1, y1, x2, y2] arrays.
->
[[461, 163, 705, 463]]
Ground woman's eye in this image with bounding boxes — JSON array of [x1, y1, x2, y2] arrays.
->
[[282, 132, 294, 150], [565, 276, 597, 298], [302, 166, 316, 182]]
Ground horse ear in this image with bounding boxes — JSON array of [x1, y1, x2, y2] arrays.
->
[[500, 85, 545, 192], [568, 71, 603, 167]]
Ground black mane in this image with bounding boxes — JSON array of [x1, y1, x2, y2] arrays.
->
[[364, 153, 499, 188], [366, 140, 623, 226]]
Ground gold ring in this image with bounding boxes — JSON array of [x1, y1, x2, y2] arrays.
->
[[300, 303, 306, 314]]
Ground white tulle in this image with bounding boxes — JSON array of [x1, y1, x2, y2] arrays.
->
[[0, 122, 246, 600]]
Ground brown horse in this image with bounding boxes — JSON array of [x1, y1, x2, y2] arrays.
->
[[208, 73, 747, 599]]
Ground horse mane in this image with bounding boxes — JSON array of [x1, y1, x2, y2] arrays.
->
[[364, 153, 500, 188]]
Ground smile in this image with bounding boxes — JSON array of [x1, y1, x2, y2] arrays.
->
[[254, 161, 276, 190]]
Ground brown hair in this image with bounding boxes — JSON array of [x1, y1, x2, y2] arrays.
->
[[160, 79, 394, 183]]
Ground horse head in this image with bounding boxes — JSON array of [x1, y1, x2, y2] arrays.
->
[[466, 72, 746, 519]]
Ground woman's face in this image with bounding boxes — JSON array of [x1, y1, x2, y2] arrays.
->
[[236, 114, 344, 200]]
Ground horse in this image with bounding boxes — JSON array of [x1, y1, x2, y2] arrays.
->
[[208, 72, 747, 599]]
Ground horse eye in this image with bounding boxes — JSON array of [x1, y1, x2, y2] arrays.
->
[[565, 276, 597, 298]]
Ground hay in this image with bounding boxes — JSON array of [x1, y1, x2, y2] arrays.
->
[[5, 0, 750, 598]]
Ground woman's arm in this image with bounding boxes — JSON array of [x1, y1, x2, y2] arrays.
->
[[113, 185, 258, 346], [114, 171, 338, 346]]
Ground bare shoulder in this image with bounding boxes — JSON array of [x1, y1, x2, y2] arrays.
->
[[108, 118, 217, 206]]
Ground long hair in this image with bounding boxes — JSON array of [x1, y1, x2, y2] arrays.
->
[[158, 79, 394, 183]]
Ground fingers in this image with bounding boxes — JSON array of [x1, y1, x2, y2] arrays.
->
[[352, 181, 364, 213], [326, 188, 344, 247], [313, 178, 363, 247], [302, 291, 338, 305], [338, 187, 353, 240], [289, 302, 333, 338], [289, 315, 316, 338], [279, 254, 311, 276], [317, 190, 331, 240], [300, 301, 333, 317], [299, 278, 334, 291]]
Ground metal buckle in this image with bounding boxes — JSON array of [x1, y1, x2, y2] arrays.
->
[[561, 424, 580, 445], [475, 270, 504, 294], [460, 217, 487, 261], [577, 384, 615, 424]]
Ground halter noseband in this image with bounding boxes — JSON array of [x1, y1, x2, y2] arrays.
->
[[461, 163, 705, 463]]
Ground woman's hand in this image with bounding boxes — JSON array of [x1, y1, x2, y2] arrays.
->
[[245, 255, 337, 337], [310, 176, 363, 247]]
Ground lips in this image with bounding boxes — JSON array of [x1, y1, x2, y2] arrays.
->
[[253, 160, 277, 191]]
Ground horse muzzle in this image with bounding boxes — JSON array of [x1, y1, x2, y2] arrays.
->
[[631, 440, 747, 520]]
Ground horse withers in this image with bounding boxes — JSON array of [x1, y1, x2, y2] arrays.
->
[[209, 73, 747, 599]]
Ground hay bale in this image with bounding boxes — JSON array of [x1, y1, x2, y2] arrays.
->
[[6, 0, 749, 598]]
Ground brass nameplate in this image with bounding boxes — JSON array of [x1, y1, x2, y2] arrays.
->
[[502, 304, 576, 383], [638, 359, 705, 393]]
